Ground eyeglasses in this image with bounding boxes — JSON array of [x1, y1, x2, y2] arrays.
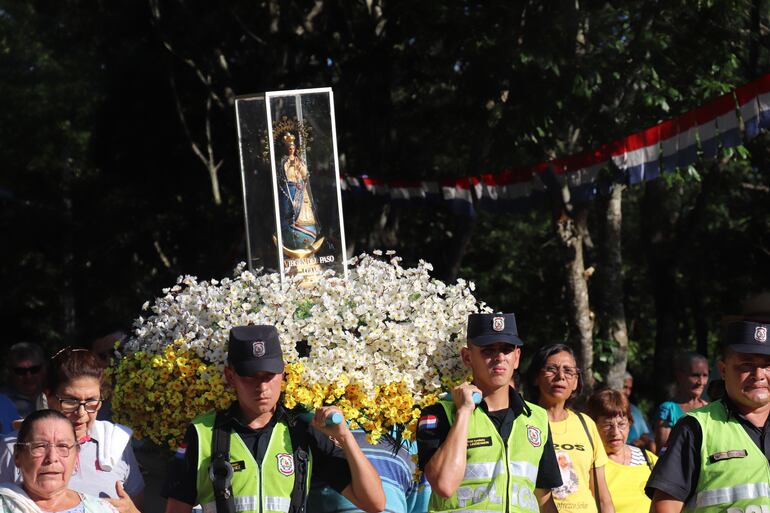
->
[[16, 441, 79, 458], [13, 365, 42, 376], [55, 396, 102, 413], [542, 364, 581, 379], [598, 419, 630, 432]]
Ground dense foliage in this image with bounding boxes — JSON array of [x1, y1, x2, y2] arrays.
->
[[2, 1, 769, 404]]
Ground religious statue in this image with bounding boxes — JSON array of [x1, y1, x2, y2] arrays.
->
[[277, 132, 324, 258]]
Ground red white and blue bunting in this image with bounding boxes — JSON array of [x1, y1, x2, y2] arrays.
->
[[340, 73, 770, 216]]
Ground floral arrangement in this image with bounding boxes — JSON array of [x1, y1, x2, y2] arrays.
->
[[111, 253, 487, 450]]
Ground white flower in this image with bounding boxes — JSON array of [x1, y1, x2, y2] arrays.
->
[[124, 253, 488, 403]]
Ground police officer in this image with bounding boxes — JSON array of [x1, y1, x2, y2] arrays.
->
[[646, 319, 770, 513], [417, 313, 561, 513], [163, 325, 385, 513]]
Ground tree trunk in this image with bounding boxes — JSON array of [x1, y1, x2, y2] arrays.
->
[[641, 179, 682, 403], [442, 215, 477, 282], [557, 206, 595, 392], [61, 160, 77, 344], [601, 184, 630, 390]]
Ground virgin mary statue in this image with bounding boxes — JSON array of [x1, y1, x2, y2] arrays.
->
[[277, 132, 320, 250]]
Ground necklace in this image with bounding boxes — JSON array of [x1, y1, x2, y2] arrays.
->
[[623, 445, 632, 465]]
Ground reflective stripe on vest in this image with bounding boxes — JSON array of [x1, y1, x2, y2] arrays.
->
[[695, 483, 770, 508], [193, 410, 312, 513], [462, 461, 538, 484], [201, 495, 290, 513], [201, 496, 259, 513], [510, 461, 539, 484], [687, 401, 770, 513], [428, 399, 548, 513]]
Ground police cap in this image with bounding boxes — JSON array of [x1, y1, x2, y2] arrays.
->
[[466, 313, 523, 347], [227, 325, 285, 375], [723, 320, 770, 356]]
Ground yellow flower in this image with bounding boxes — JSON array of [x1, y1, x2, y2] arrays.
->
[[112, 349, 235, 450]]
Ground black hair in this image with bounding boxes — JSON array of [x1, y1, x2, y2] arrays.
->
[[15, 409, 75, 449], [523, 343, 584, 404]]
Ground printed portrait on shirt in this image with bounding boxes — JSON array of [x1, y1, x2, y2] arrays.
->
[[552, 450, 579, 499]]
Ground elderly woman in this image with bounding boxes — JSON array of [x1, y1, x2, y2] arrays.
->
[[0, 409, 118, 512], [0, 348, 143, 512], [525, 344, 615, 513], [587, 390, 657, 513], [653, 351, 709, 451]]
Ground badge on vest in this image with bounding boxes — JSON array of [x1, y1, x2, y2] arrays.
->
[[277, 453, 294, 476], [467, 436, 493, 448], [527, 425, 542, 447], [230, 460, 246, 472], [709, 449, 748, 462]]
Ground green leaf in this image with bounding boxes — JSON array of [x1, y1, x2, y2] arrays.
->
[[294, 300, 315, 320], [735, 145, 750, 159]]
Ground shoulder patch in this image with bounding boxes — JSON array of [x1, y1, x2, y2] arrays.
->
[[419, 414, 438, 430], [527, 425, 542, 447]]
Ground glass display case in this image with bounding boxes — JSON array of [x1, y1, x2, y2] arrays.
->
[[235, 87, 348, 281]]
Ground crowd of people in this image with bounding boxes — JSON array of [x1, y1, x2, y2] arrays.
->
[[0, 311, 767, 513]]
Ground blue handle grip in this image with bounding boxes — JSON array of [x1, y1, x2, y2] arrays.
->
[[439, 391, 482, 404], [325, 412, 343, 425], [298, 411, 343, 426]]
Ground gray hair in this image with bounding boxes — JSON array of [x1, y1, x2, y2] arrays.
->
[[674, 351, 707, 374], [9, 342, 46, 366]]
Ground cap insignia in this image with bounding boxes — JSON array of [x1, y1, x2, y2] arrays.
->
[[492, 316, 505, 332], [253, 340, 266, 357], [755, 326, 768, 343]]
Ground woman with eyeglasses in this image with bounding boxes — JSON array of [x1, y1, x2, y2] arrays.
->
[[0, 348, 144, 513], [586, 389, 656, 513], [0, 409, 119, 512], [524, 344, 615, 513]]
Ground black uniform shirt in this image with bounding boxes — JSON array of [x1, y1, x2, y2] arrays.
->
[[645, 397, 770, 502], [417, 386, 562, 489], [162, 403, 352, 506]]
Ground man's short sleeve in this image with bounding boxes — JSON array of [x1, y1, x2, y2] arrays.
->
[[308, 425, 352, 493], [0, 395, 19, 435], [416, 404, 451, 470], [645, 415, 702, 501], [162, 424, 200, 506], [0, 433, 19, 484], [535, 425, 562, 489]]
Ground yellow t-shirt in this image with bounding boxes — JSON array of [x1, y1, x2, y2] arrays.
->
[[604, 449, 657, 513], [550, 410, 609, 513]]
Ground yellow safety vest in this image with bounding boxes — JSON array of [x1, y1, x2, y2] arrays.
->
[[193, 410, 313, 513], [686, 400, 770, 513], [429, 399, 549, 513]]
